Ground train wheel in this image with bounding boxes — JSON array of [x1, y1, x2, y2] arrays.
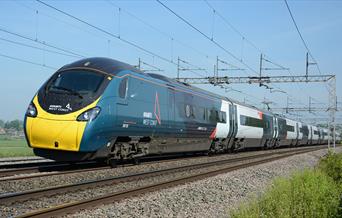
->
[[133, 158, 141, 165], [108, 158, 117, 168]]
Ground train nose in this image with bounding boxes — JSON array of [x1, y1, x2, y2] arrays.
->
[[26, 117, 86, 152]]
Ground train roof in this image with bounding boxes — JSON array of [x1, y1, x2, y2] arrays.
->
[[59, 57, 145, 76]]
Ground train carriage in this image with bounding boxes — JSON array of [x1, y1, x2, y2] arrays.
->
[[283, 118, 297, 146], [312, 126, 320, 145]]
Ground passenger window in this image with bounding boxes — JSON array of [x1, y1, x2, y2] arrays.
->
[[221, 112, 226, 123], [185, 105, 191, 118], [119, 78, 128, 98], [240, 115, 246, 125], [203, 108, 206, 120], [191, 106, 196, 119], [208, 109, 215, 123], [215, 110, 220, 122]]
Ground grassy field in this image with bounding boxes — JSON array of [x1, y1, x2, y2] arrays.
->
[[0, 135, 34, 157]]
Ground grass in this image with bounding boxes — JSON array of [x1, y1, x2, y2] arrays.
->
[[318, 150, 342, 190], [230, 151, 342, 218], [0, 135, 34, 157]]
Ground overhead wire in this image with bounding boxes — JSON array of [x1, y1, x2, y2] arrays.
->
[[37, 0, 211, 79], [0, 37, 80, 58], [156, 0, 307, 107], [14, 0, 109, 42], [36, 0, 178, 68], [156, 0, 259, 77], [0, 27, 85, 58], [203, 0, 262, 54], [156, 0, 277, 106], [204, 0, 297, 76], [203, 0, 315, 107], [284, 0, 329, 107], [207, 0, 320, 108], [284, 0, 321, 75], [203, 1, 309, 107], [0, 53, 57, 70], [9, 0, 316, 111], [284, 0, 333, 118], [105, 0, 214, 75]]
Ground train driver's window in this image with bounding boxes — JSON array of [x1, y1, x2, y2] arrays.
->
[[119, 77, 128, 99]]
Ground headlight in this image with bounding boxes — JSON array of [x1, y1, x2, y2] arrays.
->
[[26, 102, 37, 117], [77, 107, 101, 122]]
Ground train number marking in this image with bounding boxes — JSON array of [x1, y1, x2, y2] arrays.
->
[[143, 112, 152, 118]]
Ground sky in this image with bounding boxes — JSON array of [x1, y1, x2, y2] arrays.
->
[[0, 0, 341, 124]]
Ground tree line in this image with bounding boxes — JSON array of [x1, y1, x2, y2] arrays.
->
[[0, 120, 24, 131]]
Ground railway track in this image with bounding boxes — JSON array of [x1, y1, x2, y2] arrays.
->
[[0, 154, 205, 180], [1, 146, 324, 218], [0, 161, 103, 178], [0, 158, 45, 164], [0, 160, 58, 170], [0, 145, 325, 180], [0, 146, 327, 183], [0, 152, 209, 179]]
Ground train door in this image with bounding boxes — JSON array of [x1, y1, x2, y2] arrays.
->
[[309, 126, 313, 144], [215, 100, 229, 138], [302, 125, 309, 144], [227, 104, 234, 146], [167, 86, 175, 129], [233, 105, 238, 138], [227, 103, 238, 149], [262, 114, 272, 147], [272, 117, 278, 146], [296, 122, 299, 145], [278, 118, 287, 146], [116, 77, 130, 128]]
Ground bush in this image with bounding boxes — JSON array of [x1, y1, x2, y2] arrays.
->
[[318, 151, 342, 187], [231, 170, 340, 218]]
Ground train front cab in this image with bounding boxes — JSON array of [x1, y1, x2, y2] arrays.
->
[[24, 68, 114, 161]]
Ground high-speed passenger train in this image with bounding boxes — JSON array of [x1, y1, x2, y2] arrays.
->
[[24, 58, 340, 166]]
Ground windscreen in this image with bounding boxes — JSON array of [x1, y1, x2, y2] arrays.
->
[[47, 71, 104, 97], [38, 70, 109, 114]]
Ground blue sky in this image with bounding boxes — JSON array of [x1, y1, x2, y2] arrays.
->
[[0, 0, 341, 123]]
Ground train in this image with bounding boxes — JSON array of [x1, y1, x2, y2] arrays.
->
[[24, 57, 341, 166]]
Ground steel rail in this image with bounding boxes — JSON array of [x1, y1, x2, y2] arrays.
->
[[0, 161, 100, 177], [0, 161, 59, 170], [0, 158, 44, 163], [0, 153, 212, 181]]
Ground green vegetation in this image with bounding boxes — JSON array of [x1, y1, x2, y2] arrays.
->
[[2, 119, 24, 131], [230, 152, 342, 218], [0, 119, 32, 157], [318, 151, 342, 190], [0, 135, 33, 157]]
